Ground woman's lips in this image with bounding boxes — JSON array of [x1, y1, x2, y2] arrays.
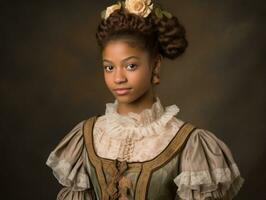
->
[[113, 88, 131, 95]]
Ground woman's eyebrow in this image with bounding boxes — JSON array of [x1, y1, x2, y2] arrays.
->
[[103, 56, 140, 63]]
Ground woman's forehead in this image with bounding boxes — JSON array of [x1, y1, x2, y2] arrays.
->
[[102, 40, 149, 59]]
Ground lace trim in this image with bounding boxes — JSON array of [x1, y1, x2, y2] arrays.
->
[[46, 152, 90, 191], [57, 187, 94, 200], [104, 96, 180, 140], [174, 163, 244, 200]]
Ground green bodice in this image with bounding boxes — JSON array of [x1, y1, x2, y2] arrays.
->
[[83, 116, 195, 200]]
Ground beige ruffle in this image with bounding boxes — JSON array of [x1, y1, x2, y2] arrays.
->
[[57, 187, 94, 200], [174, 129, 244, 199], [104, 96, 180, 140], [93, 97, 185, 162], [46, 121, 91, 191]]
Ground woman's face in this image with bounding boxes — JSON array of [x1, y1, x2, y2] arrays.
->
[[102, 40, 155, 104]]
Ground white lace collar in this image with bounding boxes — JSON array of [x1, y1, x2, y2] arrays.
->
[[104, 97, 180, 140]]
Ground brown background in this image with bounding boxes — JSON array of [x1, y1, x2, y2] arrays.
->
[[1, 0, 266, 199]]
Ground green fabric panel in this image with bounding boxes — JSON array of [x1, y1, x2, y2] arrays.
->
[[147, 154, 180, 199], [85, 155, 101, 200]]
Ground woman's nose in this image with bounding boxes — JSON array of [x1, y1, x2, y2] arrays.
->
[[114, 68, 127, 84]]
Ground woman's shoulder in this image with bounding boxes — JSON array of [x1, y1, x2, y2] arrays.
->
[[173, 120, 244, 199], [174, 117, 239, 168], [180, 121, 237, 163], [173, 116, 230, 147], [45, 117, 98, 190], [46, 115, 101, 155]]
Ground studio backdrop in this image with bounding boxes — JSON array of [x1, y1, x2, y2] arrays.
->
[[1, 0, 266, 199]]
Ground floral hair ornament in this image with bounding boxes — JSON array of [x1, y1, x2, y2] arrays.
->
[[101, 0, 172, 20]]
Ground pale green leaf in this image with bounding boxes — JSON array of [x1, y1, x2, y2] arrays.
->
[[101, 9, 106, 19], [162, 10, 172, 19], [155, 7, 163, 19]]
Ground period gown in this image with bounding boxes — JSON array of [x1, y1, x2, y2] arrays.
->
[[46, 97, 244, 200]]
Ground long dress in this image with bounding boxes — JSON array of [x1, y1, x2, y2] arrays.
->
[[46, 97, 244, 199]]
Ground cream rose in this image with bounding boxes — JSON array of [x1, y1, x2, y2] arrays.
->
[[104, 2, 122, 19], [125, 0, 153, 17]]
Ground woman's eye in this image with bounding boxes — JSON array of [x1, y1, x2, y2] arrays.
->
[[126, 64, 137, 71], [104, 65, 113, 72]]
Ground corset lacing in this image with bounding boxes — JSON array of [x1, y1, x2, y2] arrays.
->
[[107, 159, 132, 200]]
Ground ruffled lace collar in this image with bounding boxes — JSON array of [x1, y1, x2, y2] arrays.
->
[[104, 96, 180, 140]]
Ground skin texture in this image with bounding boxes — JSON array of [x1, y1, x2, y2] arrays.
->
[[102, 40, 161, 115]]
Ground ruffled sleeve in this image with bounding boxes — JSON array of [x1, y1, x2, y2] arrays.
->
[[46, 121, 94, 200], [174, 128, 244, 200]]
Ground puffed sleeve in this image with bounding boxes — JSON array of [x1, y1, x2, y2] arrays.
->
[[46, 121, 95, 200], [174, 128, 244, 200]]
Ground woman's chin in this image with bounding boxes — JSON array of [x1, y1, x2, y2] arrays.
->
[[114, 95, 134, 104]]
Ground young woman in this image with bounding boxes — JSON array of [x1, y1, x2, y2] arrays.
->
[[46, 0, 244, 199]]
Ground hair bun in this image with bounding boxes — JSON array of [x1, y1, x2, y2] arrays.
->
[[154, 15, 188, 59], [96, 8, 188, 60]]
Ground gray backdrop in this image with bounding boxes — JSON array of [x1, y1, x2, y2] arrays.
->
[[1, 0, 266, 199]]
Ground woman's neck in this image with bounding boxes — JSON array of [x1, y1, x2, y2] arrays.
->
[[117, 90, 156, 115]]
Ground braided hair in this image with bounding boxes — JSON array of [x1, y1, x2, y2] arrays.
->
[[96, 4, 187, 60]]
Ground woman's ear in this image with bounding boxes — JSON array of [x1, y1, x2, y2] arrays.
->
[[152, 54, 162, 85], [153, 54, 162, 74]]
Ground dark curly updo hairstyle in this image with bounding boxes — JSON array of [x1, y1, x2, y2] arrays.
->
[[96, 4, 188, 60]]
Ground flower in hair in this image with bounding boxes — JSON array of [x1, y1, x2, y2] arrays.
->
[[125, 0, 153, 18], [101, 0, 172, 20], [103, 1, 122, 20]]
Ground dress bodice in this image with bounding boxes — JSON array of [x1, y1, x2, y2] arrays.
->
[[83, 116, 195, 200]]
